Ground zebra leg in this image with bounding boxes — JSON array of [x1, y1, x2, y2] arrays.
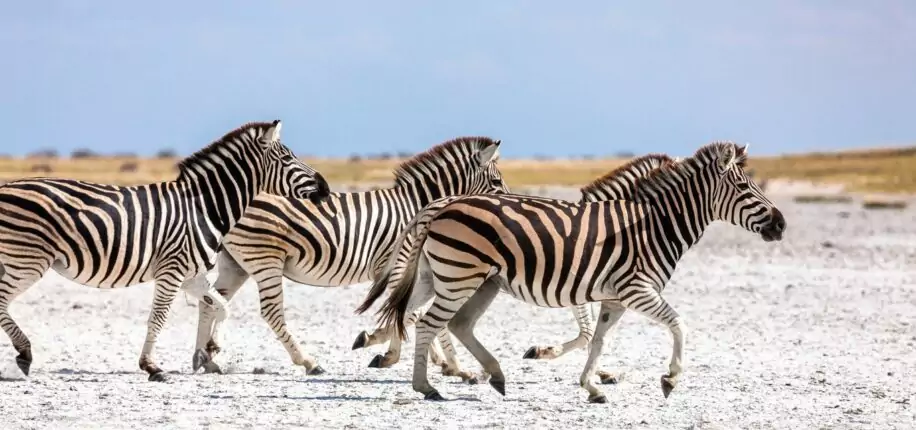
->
[[0, 257, 49, 377], [412, 310, 446, 400], [623, 291, 685, 398], [193, 252, 250, 374], [181, 274, 230, 373], [524, 303, 595, 360], [434, 328, 480, 383], [253, 262, 324, 375], [446, 278, 505, 396], [432, 328, 487, 384], [365, 308, 420, 368], [139, 274, 183, 382], [578, 301, 626, 403]]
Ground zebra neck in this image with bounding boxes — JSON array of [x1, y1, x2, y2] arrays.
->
[[646, 182, 713, 257], [179, 162, 264, 250], [393, 178, 454, 213]]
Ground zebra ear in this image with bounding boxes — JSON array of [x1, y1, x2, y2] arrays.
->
[[476, 140, 500, 166], [261, 120, 282, 144], [717, 143, 736, 173]]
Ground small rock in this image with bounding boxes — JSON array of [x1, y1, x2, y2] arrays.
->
[[71, 303, 83, 310], [821, 241, 834, 248], [252, 367, 267, 375]]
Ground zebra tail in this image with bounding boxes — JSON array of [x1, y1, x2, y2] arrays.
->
[[354, 215, 421, 316], [364, 196, 462, 340]]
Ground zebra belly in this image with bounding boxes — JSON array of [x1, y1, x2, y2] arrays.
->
[[281, 261, 372, 288], [50, 257, 157, 288]]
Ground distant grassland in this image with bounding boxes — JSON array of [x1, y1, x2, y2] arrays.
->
[[0, 146, 914, 193]]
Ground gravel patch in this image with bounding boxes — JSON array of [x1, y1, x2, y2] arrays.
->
[[1, 195, 914, 429]]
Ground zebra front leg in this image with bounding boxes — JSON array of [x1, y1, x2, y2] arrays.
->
[[433, 328, 486, 384], [363, 308, 422, 368], [254, 264, 324, 375], [524, 303, 594, 360], [193, 253, 250, 374], [0, 257, 49, 376], [623, 290, 685, 398], [180, 275, 230, 373], [139, 274, 183, 382], [579, 301, 626, 403]]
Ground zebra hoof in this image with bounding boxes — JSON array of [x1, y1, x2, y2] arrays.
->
[[588, 394, 608, 404], [367, 354, 386, 368], [597, 370, 619, 385], [467, 376, 479, 385], [351, 331, 369, 350], [522, 347, 538, 359], [15, 354, 31, 376], [307, 366, 326, 376], [148, 371, 168, 382], [424, 391, 445, 401], [660, 375, 676, 399], [192, 349, 210, 372], [202, 361, 222, 374], [489, 379, 506, 396]]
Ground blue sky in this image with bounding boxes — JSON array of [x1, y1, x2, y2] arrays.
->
[[2, 1, 914, 158]]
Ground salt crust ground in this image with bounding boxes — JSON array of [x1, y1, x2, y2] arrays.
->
[[1, 193, 914, 429]]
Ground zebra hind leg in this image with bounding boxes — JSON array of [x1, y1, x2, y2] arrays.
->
[[139, 274, 183, 382], [0, 256, 50, 377], [446, 278, 505, 396]]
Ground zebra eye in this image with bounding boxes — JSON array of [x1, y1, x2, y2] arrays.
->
[[735, 182, 750, 191]]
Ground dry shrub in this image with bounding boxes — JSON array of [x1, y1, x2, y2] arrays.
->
[[31, 163, 53, 173], [793, 194, 853, 204], [28, 149, 58, 158], [119, 161, 139, 173], [156, 149, 178, 158], [71, 148, 97, 159], [862, 198, 908, 211]]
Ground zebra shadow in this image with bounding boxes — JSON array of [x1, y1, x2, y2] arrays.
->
[[275, 377, 409, 385], [254, 394, 387, 402]]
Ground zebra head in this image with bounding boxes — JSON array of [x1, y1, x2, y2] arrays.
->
[[259, 120, 331, 204], [393, 137, 509, 199], [710, 142, 786, 242], [469, 139, 510, 195]]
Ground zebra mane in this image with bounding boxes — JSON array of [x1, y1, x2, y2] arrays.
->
[[177, 121, 275, 179], [393, 136, 499, 186], [634, 141, 748, 198], [579, 153, 675, 200]]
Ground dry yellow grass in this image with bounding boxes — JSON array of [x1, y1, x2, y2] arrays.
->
[[0, 145, 914, 193]]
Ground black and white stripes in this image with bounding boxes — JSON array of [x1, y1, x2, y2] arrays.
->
[[191, 137, 508, 375], [0, 120, 329, 381], [358, 141, 786, 402]]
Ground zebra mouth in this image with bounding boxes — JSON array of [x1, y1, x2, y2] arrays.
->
[[760, 229, 783, 242], [307, 185, 331, 204], [760, 208, 786, 242]]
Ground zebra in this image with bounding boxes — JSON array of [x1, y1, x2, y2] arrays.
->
[[358, 141, 786, 402], [353, 153, 675, 385], [190, 136, 509, 377], [0, 120, 330, 381]]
